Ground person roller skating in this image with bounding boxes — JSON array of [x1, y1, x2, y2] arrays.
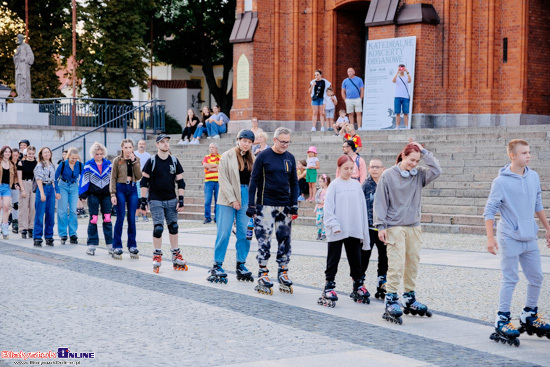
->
[[236, 262, 254, 282], [172, 248, 188, 271], [490, 312, 520, 347], [375, 141, 441, 324], [254, 268, 273, 295], [318, 281, 338, 308], [484, 139, 550, 346], [402, 291, 432, 317], [383, 293, 403, 325], [247, 127, 299, 296], [518, 307, 550, 339], [211, 130, 256, 284], [323, 155, 371, 307], [140, 135, 187, 274], [278, 265, 293, 294], [207, 262, 227, 283]]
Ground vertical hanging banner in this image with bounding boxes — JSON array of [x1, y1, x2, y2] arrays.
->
[[362, 36, 416, 130]]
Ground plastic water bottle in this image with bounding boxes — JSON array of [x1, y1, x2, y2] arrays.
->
[[246, 218, 254, 240]]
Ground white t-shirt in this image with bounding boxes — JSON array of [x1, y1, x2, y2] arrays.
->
[[324, 95, 336, 110], [307, 156, 319, 169], [336, 116, 349, 125], [395, 76, 411, 99], [135, 150, 152, 171]]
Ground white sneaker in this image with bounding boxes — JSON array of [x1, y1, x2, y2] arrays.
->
[[213, 135, 220, 139], [177, 139, 185, 145], [207, 136, 212, 139], [182, 140, 189, 145], [190, 139, 200, 145], [320, 127, 325, 132], [311, 127, 316, 132]]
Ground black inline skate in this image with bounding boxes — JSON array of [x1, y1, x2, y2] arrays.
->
[[278, 265, 293, 294], [33, 239, 42, 247], [490, 312, 520, 347], [60, 236, 68, 245], [375, 275, 387, 299], [254, 267, 273, 295], [21, 229, 27, 239], [383, 293, 403, 324], [318, 281, 338, 308], [70, 235, 78, 244], [518, 307, 550, 339], [236, 262, 254, 282], [171, 248, 188, 271], [207, 262, 228, 283], [350, 279, 370, 304], [45, 238, 54, 247], [402, 291, 432, 317], [153, 249, 162, 273], [12, 219, 18, 234]]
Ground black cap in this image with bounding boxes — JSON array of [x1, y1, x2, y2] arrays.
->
[[156, 134, 170, 143]]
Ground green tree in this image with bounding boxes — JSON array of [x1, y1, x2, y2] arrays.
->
[[152, 0, 235, 114], [77, 0, 154, 100], [1, 0, 69, 99]]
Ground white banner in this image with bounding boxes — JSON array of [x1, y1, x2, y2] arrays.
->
[[362, 36, 416, 130]]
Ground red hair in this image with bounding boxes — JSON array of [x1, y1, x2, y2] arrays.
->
[[396, 143, 421, 164], [337, 154, 353, 167]]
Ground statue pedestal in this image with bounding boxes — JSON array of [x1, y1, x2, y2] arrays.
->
[[0, 103, 49, 126]]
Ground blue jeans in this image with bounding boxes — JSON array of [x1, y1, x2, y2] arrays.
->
[[204, 181, 219, 220], [57, 180, 79, 238], [87, 194, 113, 246], [193, 124, 205, 139], [394, 97, 410, 114], [214, 185, 250, 263], [33, 184, 55, 240], [113, 183, 138, 249], [206, 122, 227, 136]]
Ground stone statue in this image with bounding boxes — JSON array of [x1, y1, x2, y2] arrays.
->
[[13, 34, 34, 103]]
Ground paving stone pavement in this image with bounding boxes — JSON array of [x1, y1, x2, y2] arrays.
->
[[1, 232, 549, 367]]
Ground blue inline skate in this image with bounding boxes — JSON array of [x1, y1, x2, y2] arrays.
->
[[207, 262, 228, 283], [518, 307, 550, 339], [383, 293, 403, 325], [402, 291, 432, 317], [236, 262, 254, 282], [490, 312, 520, 347]]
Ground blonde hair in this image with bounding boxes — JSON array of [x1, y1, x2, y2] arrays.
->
[[257, 131, 268, 141], [507, 139, 529, 155], [119, 138, 134, 158], [67, 147, 79, 159], [89, 142, 108, 159]]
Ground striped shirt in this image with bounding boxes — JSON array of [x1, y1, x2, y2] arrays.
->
[[203, 154, 221, 182]]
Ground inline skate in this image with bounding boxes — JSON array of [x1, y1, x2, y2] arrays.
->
[[207, 262, 228, 283], [153, 249, 162, 273], [383, 293, 403, 324], [12, 219, 18, 234], [318, 281, 338, 308], [60, 236, 68, 245], [33, 239, 42, 247], [236, 262, 254, 282], [490, 312, 520, 347], [21, 229, 27, 239], [350, 279, 370, 304], [518, 307, 550, 339], [278, 265, 293, 294], [254, 267, 273, 295], [375, 275, 387, 299], [171, 248, 188, 271], [45, 238, 54, 247], [112, 247, 123, 260], [128, 247, 139, 259], [70, 236, 78, 244], [402, 291, 432, 317], [86, 245, 97, 256]]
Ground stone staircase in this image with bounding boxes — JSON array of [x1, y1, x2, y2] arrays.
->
[[146, 126, 550, 236]]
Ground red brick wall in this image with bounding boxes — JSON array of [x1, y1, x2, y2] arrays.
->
[[527, 0, 550, 115]]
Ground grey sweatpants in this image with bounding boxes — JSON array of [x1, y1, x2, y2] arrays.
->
[[498, 237, 543, 312]]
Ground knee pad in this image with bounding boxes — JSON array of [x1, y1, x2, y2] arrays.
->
[[12, 202, 18, 210], [153, 224, 164, 238], [103, 213, 111, 223], [168, 221, 178, 235]]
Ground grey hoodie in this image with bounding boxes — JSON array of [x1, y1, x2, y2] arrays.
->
[[374, 149, 442, 229], [484, 165, 543, 242]]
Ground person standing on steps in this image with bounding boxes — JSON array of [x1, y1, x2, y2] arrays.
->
[[202, 143, 220, 224], [140, 134, 187, 273], [361, 158, 388, 300], [110, 139, 142, 260], [484, 139, 550, 345], [33, 147, 61, 246], [392, 64, 412, 130], [134, 139, 151, 222], [208, 130, 256, 284], [341, 67, 364, 130], [17, 146, 37, 239], [55, 147, 83, 245], [247, 127, 299, 295], [309, 69, 331, 132], [79, 142, 113, 256], [374, 141, 441, 324]]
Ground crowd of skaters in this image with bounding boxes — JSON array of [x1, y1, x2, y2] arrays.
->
[[2, 126, 550, 341]]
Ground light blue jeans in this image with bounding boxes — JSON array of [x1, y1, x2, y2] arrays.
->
[[206, 122, 227, 137], [193, 123, 205, 139], [57, 180, 79, 238], [214, 185, 250, 264]]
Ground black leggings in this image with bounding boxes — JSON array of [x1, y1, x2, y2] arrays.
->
[[325, 237, 362, 282], [361, 228, 388, 277], [181, 125, 197, 140]]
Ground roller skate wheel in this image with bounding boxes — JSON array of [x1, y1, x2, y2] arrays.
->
[[527, 330, 533, 336], [490, 333, 497, 341], [331, 301, 336, 308], [425, 310, 432, 317], [403, 308, 410, 315], [289, 286, 293, 294], [223, 277, 228, 284], [518, 326, 525, 334], [366, 298, 370, 305], [514, 338, 520, 347], [153, 267, 159, 273]]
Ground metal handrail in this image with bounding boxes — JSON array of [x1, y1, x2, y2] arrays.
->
[[51, 99, 163, 153], [34, 97, 165, 103]]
